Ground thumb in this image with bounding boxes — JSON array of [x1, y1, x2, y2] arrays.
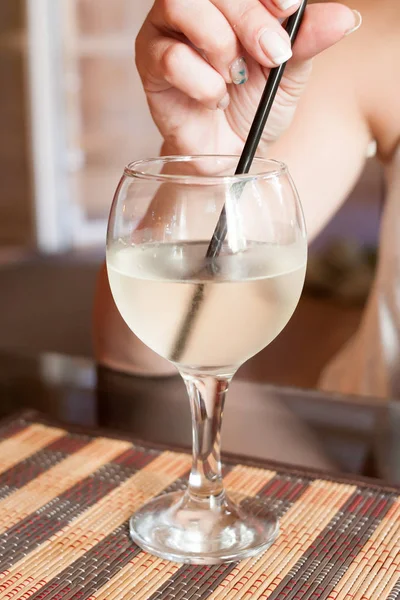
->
[[291, 3, 362, 63]]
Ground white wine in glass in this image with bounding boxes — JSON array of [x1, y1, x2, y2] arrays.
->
[[106, 155, 307, 564]]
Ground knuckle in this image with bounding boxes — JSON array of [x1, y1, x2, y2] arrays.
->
[[233, 0, 257, 27], [211, 35, 235, 58], [235, 3, 263, 39], [161, 43, 185, 78], [196, 82, 225, 105], [134, 22, 152, 73], [134, 38, 161, 90], [134, 33, 144, 69], [159, 0, 182, 25]]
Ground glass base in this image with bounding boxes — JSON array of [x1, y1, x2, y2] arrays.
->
[[129, 491, 279, 565]]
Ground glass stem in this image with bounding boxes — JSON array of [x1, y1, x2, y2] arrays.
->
[[180, 371, 233, 503]]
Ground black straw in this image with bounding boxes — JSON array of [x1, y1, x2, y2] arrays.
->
[[207, 0, 308, 259], [171, 1, 308, 363]]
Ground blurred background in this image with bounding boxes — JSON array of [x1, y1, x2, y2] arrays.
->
[[0, 0, 383, 390]]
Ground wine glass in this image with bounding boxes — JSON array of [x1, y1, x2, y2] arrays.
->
[[106, 155, 307, 564]]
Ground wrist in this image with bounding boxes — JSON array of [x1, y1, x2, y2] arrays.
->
[[161, 142, 180, 157]]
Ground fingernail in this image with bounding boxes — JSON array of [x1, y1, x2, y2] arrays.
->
[[276, 0, 299, 10], [345, 10, 362, 36], [218, 93, 230, 110], [259, 30, 292, 65], [229, 57, 248, 85]]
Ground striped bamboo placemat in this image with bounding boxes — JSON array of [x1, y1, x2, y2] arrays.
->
[[0, 413, 398, 600]]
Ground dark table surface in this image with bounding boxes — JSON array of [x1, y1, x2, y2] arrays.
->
[[0, 350, 398, 484]]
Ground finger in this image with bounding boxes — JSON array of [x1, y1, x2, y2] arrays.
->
[[289, 3, 361, 62], [272, 4, 361, 114], [260, 0, 301, 18], [136, 29, 229, 110], [150, 0, 244, 84], [211, 0, 293, 68]]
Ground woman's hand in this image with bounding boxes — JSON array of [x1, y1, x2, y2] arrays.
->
[[135, 0, 360, 156]]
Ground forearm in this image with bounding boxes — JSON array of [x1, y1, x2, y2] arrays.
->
[[264, 48, 370, 240], [93, 263, 177, 376]]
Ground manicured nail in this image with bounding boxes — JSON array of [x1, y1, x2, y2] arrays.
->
[[229, 57, 248, 85], [259, 30, 292, 65], [345, 10, 362, 36], [218, 93, 230, 110], [276, 0, 299, 10]]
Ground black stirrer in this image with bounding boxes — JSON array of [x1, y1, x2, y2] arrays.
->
[[171, 0, 308, 363]]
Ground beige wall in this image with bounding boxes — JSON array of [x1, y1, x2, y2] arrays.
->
[[76, 0, 161, 161], [65, 0, 162, 221]]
